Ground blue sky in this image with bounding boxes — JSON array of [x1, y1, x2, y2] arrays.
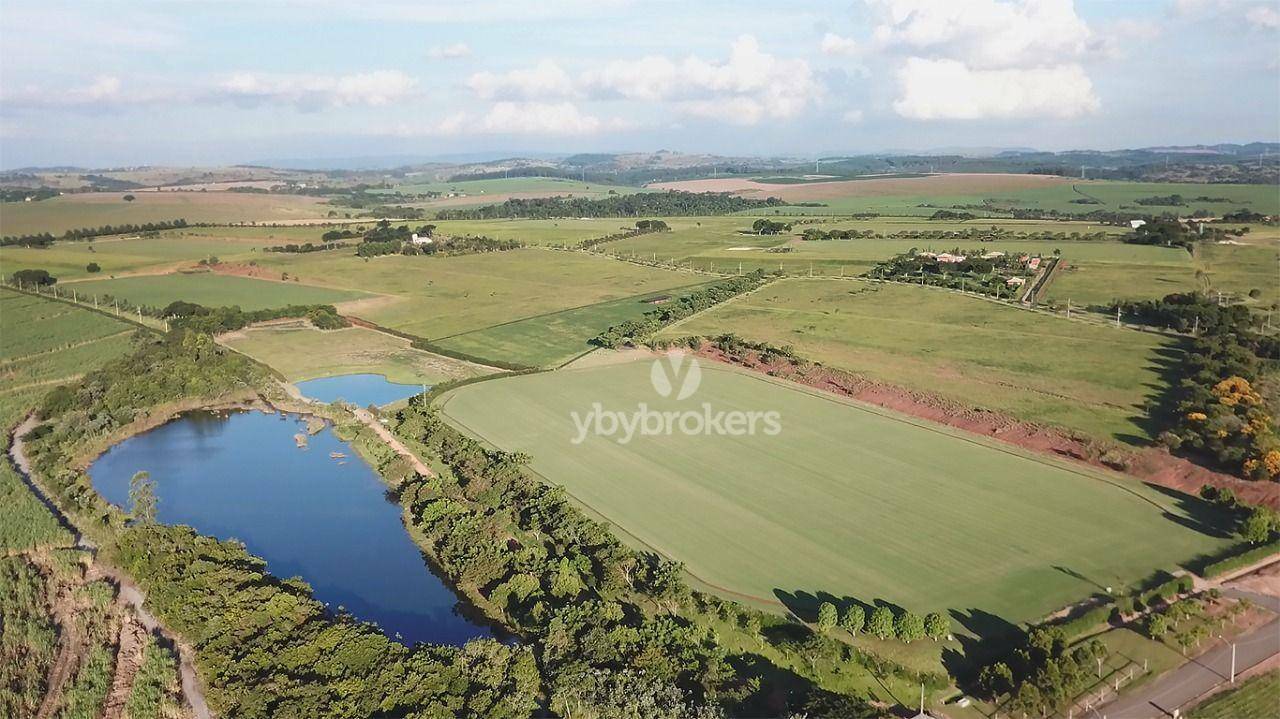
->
[[1, 0, 1277, 167]]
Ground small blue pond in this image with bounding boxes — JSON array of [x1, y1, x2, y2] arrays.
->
[[88, 410, 492, 647], [294, 373, 424, 406]]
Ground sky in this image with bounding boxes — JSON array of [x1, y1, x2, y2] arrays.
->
[[1, 0, 1278, 168]]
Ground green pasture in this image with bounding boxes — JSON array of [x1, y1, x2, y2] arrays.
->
[[746, 180, 1280, 218], [0, 191, 327, 236], [1190, 670, 1280, 718], [63, 273, 369, 311], [659, 278, 1177, 443], [432, 218, 645, 246], [223, 324, 486, 384], [0, 235, 270, 280], [439, 358, 1235, 624], [432, 280, 712, 367], [252, 247, 701, 343]]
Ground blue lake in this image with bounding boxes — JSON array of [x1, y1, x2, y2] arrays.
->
[[294, 374, 424, 406], [88, 410, 492, 647]]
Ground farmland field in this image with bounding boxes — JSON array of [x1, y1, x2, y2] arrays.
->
[[658, 278, 1177, 443], [1189, 670, 1280, 718], [648, 175, 1280, 218], [431, 280, 712, 367], [224, 323, 488, 384], [431, 218, 651, 246], [63, 272, 370, 311], [438, 358, 1234, 624], [0, 234, 273, 280], [0, 191, 329, 236], [252, 248, 702, 351]]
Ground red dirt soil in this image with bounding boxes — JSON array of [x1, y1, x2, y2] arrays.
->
[[695, 344, 1280, 509]]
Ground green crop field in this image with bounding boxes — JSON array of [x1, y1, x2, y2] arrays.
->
[[0, 289, 137, 552], [251, 247, 702, 345], [223, 324, 488, 384], [63, 272, 370, 311], [0, 191, 328, 236], [1190, 670, 1280, 718], [387, 176, 642, 197], [439, 358, 1234, 624], [432, 280, 713, 367], [658, 278, 1178, 443]]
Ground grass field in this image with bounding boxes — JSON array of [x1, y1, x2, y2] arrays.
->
[[431, 280, 712, 367], [650, 176, 1280, 218], [251, 248, 702, 354], [432, 218, 649, 246], [62, 272, 370, 311], [0, 234, 274, 281], [223, 323, 488, 383], [438, 358, 1234, 624], [0, 191, 329, 236], [387, 176, 641, 198], [657, 278, 1176, 443], [1190, 669, 1279, 718]]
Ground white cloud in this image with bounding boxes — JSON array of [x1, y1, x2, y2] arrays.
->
[[820, 32, 859, 56], [580, 35, 822, 123], [214, 71, 417, 110], [892, 57, 1098, 120], [868, 0, 1092, 68], [1247, 5, 1280, 28], [428, 42, 472, 59], [0, 75, 169, 111], [841, 109, 865, 123], [467, 60, 576, 100], [477, 101, 606, 134]]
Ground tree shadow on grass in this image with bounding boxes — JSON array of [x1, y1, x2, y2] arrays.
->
[[1143, 482, 1239, 540], [941, 608, 1024, 686], [1116, 341, 1188, 447]]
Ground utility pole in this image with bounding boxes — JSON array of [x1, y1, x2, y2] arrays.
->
[[1067, 298, 1072, 319], [1116, 306, 1121, 328], [1230, 642, 1236, 684]]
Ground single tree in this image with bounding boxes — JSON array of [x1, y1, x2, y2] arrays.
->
[[86, 262, 101, 273], [840, 604, 865, 635], [868, 606, 894, 640], [1145, 613, 1169, 639], [123, 194, 136, 202], [128, 471, 157, 524], [895, 611, 925, 643], [816, 602, 838, 634], [923, 611, 948, 641]]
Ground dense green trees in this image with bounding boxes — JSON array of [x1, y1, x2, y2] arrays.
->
[[974, 627, 1108, 717], [10, 268, 57, 286], [840, 605, 865, 635], [1, 219, 189, 247], [593, 270, 771, 348], [435, 191, 785, 220], [867, 607, 893, 639], [816, 602, 838, 634], [163, 302, 349, 334]]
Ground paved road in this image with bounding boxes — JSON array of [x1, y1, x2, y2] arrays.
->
[[1098, 616, 1280, 718]]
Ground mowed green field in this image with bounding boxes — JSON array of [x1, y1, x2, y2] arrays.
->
[[0, 191, 328, 236], [439, 359, 1234, 624], [224, 324, 487, 384], [432, 280, 712, 367], [659, 279, 1176, 443], [63, 273, 370, 311]]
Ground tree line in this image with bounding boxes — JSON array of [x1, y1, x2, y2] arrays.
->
[[2, 219, 190, 247], [578, 220, 670, 250], [592, 270, 772, 348], [434, 191, 786, 220], [1110, 292, 1278, 481]]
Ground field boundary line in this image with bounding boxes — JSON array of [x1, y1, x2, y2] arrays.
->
[[0, 284, 163, 332], [427, 278, 717, 343]]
